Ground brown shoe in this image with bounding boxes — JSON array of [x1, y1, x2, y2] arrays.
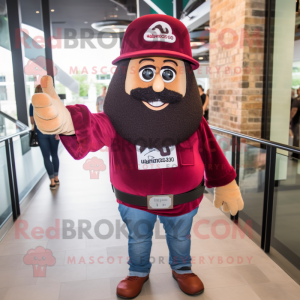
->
[[172, 270, 204, 295], [117, 275, 149, 299]]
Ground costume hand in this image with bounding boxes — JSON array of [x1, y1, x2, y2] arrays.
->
[[213, 180, 244, 216], [31, 76, 75, 135]]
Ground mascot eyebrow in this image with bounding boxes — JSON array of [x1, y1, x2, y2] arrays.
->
[[163, 59, 178, 66], [138, 58, 178, 67], [139, 58, 155, 64]]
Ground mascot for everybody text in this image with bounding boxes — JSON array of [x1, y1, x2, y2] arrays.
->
[[32, 15, 244, 299]]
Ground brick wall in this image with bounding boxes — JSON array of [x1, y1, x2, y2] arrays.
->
[[209, 0, 265, 137]]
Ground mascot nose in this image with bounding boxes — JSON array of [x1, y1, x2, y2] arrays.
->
[[152, 73, 164, 93]]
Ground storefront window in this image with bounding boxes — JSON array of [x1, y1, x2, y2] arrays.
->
[[266, 1, 300, 151], [0, 1, 17, 119]]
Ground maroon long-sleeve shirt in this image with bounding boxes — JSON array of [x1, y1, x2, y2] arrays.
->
[[60, 105, 236, 216]]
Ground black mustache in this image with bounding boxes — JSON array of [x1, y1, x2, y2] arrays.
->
[[130, 87, 183, 104]]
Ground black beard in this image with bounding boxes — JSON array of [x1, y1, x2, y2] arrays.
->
[[103, 60, 203, 149]]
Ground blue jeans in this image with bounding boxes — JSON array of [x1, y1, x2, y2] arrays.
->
[[38, 133, 59, 179], [118, 204, 198, 277]]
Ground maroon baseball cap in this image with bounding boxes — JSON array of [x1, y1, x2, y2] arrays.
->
[[112, 14, 199, 70]]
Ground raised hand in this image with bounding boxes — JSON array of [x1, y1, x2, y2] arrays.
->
[[213, 180, 244, 216], [31, 76, 75, 135]]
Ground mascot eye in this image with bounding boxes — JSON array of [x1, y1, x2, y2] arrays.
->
[[139, 67, 155, 82], [160, 68, 176, 83]]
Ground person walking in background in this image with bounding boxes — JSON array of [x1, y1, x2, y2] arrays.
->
[[198, 85, 209, 120], [289, 89, 296, 139], [290, 87, 300, 159], [29, 85, 60, 189], [96, 86, 107, 113], [205, 89, 210, 121], [291, 89, 296, 104]]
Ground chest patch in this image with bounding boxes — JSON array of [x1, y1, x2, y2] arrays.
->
[[136, 145, 178, 170]]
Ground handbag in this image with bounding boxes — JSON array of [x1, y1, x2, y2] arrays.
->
[[29, 127, 39, 147]]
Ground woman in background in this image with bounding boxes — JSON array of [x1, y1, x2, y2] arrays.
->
[[204, 89, 209, 121], [198, 85, 209, 120], [29, 85, 60, 189]]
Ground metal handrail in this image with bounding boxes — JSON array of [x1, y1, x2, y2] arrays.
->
[[0, 111, 31, 142], [210, 122, 299, 260], [209, 125, 300, 155]]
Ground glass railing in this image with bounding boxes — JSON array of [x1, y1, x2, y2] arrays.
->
[[238, 140, 266, 246], [0, 110, 23, 138], [271, 152, 300, 270], [0, 111, 45, 239], [213, 133, 232, 164], [13, 134, 45, 201], [0, 140, 12, 228], [209, 124, 300, 283]]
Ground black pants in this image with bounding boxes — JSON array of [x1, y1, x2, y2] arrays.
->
[[292, 123, 300, 159], [204, 109, 209, 121]]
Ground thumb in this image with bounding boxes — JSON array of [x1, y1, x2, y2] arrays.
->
[[41, 75, 60, 101]]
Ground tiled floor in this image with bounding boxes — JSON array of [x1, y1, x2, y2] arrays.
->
[[0, 148, 299, 300]]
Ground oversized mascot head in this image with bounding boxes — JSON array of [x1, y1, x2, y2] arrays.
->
[[104, 15, 202, 150]]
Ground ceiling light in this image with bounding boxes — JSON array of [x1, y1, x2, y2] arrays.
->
[[191, 42, 204, 46], [51, 9, 55, 12], [91, 20, 131, 34], [198, 57, 204, 60], [84, 21, 88, 24], [36, 11, 39, 13]]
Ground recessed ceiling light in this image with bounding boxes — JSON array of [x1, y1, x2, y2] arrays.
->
[[51, 9, 55, 12], [91, 20, 131, 34], [190, 42, 204, 46], [84, 21, 88, 24], [198, 57, 204, 60], [36, 11, 39, 13]]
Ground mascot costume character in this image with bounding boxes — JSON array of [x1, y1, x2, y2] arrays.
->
[[32, 15, 244, 299]]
